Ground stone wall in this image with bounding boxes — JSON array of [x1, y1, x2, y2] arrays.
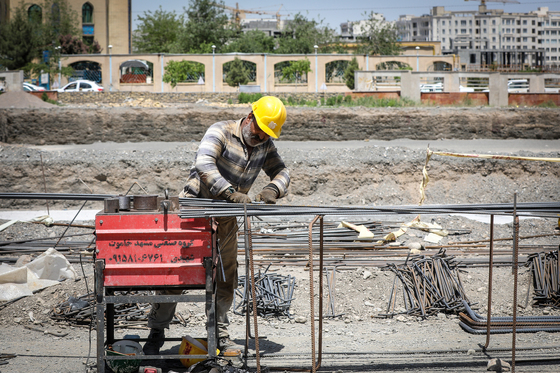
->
[[57, 92, 345, 105], [2, 106, 559, 145]]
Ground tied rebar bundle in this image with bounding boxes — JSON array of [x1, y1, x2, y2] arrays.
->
[[48, 291, 191, 327], [383, 249, 471, 318], [527, 250, 560, 309], [233, 269, 296, 318]]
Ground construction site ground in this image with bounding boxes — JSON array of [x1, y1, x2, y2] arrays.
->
[[1, 101, 560, 372]]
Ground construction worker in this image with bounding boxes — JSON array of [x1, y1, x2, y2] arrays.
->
[[143, 96, 290, 355]]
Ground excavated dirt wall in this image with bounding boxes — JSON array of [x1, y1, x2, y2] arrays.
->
[[1, 106, 559, 145]]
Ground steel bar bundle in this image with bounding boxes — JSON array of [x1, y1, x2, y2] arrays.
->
[[382, 249, 471, 318], [459, 301, 560, 334], [233, 269, 296, 318], [179, 198, 560, 218], [527, 250, 560, 309], [0, 193, 116, 201], [49, 292, 180, 327]]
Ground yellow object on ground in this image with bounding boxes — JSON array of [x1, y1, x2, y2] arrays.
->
[[179, 335, 219, 367], [338, 221, 374, 239]]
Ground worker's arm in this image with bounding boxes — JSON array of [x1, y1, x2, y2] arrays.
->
[[194, 124, 233, 197], [261, 143, 290, 198]]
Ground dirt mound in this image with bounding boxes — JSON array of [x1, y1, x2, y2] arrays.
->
[[0, 91, 55, 109]]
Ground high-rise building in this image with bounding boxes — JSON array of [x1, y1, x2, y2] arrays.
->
[[397, 6, 560, 69]]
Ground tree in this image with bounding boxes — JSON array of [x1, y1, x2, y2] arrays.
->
[[222, 30, 275, 53], [59, 34, 101, 54], [163, 60, 205, 88], [355, 12, 402, 56], [0, 7, 40, 70], [281, 59, 311, 91], [174, 0, 237, 53], [276, 13, 336, 54], [133, 7, 184, 53], [38, 0, 80, 49], [343, 57, 359, 90], [224, 57, 249, 87]]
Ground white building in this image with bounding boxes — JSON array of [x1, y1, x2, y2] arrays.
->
[[397, 6, 560, 68], [340, 13, 393, 41]]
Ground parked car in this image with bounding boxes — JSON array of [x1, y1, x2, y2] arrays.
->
[[57, 80, 104, 92], [23, 82, 46, 92], [508, 79, 529, 93], [420, 82, 443, 92]]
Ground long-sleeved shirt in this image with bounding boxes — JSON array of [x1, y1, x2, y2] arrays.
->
[[183, 118, 290, 199]]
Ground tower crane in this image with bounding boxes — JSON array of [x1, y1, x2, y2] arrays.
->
[[214, 3, 284, 30]]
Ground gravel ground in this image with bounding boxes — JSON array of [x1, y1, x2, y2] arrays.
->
[[1, 124, 560, 371]]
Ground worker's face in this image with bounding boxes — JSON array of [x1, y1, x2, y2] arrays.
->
[[242, 115, 269, 147]]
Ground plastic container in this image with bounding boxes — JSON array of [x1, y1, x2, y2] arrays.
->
[[106, 340, 144, 373], [178, 335, 213, 367]]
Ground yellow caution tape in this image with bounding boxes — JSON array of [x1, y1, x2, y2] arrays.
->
[[419, 147, 560, 205]]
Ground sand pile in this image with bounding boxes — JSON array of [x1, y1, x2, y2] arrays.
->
[[0, 91, 55, 109]]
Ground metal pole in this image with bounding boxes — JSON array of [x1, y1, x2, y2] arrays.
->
[[416, 46, 420, 72], [264, 54, 267, 92], [484, 214, 494, 349], [314, 45, 318, 93], [512, 193, 519, 372], [161, 54, 164, 93], [212, 45, 216, 93], [108, 45, 113, 92]]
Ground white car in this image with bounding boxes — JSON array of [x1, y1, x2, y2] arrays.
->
[[23, 82, 46, 92], [420, 83, 443, 92], [57, 80, 104, 92], [508, 79, 529, 93]]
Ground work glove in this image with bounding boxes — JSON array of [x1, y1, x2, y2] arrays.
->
[[222, 187, 252, 204], [228, 192, 252, 204], [255, 187, 278, 204]]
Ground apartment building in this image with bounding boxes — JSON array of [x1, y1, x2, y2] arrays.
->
[[398, 6, 560, 68], [0, 0, 131, 54]]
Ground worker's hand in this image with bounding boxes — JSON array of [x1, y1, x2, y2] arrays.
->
[[227, 191, 252, 204], [255, 187, 278, 204]]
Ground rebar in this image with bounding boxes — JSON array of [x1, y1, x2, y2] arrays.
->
[[382, 249, 471, 317], [179, 198, 560, 219]]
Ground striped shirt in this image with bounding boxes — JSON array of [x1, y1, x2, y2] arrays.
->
[[183, 118, 290, 199]]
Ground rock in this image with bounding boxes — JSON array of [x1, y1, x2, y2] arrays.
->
[[14, 317, 22, 323], [396, 315, 407, 322], [362, 270, 373, 280], [467, 349, 476, 355], [295, 316, 306, 324], [364, 301, 375, 307], [407, 242, 424, 251], [487, 358, 511, 371], [15, 254, 33, 267]]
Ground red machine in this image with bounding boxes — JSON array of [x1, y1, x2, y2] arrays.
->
[[94, 195, 218, 372]]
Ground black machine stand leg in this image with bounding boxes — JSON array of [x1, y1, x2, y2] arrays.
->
[[205, 257, 218, 358], [95, 260, 106, 373]]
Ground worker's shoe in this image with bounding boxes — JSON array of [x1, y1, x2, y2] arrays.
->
[[143, 328, 165, 355], [218, 337, 242, 354]]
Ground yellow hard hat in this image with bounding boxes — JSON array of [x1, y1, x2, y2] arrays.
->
[[252, 96, 286, 139]]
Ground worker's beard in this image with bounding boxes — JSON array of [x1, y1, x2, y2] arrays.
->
[[242, 123, 267, 147]]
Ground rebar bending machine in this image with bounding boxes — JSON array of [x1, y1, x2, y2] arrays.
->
[[94, 194, 218, 372]]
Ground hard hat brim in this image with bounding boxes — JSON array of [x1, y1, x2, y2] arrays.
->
[[254, 116, 280, 139]]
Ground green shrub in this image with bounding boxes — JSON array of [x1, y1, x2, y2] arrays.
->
[[537, 100, 557, 108], [344, 95, 352, 103], [41, 92, 48, 101], [238, 92, 263, 104]]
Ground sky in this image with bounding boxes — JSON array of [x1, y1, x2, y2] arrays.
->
[[131, 0, 560, 32]]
